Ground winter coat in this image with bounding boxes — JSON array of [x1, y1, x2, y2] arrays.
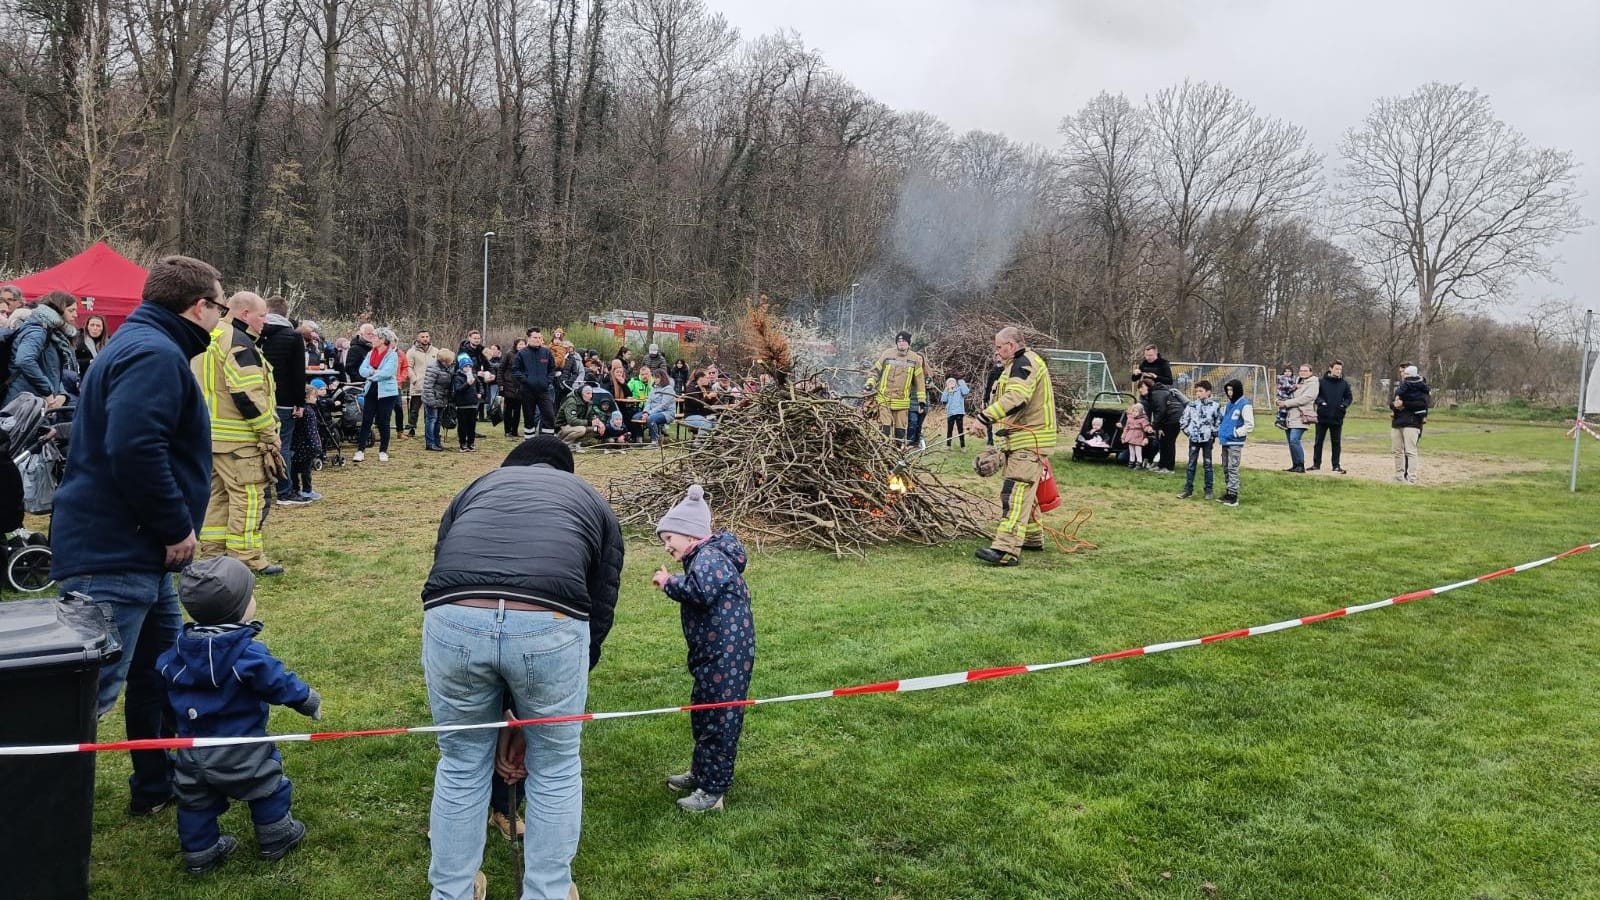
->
[[1145, 383, 1185, 430], [157, 622, 314, 739], [1137, 356, 1174, 386], [73, 334, 103, 373], [557, 352, 582, 392], [259, 315, 307, 409], [422, 462, 624, 668], [643, 381, 677, 418], [670, 363, 690, 391], [1391, 377, 1431, 429], [457, 339, 489, 373], [51, 301, 213, 579], [423, 361, 454, 409], [643, 351, 670, 373], [1219, 396, 1256, 446], [513, 345, 556, 393], [451, 367, 480, 407], [1281, 375, 1319, 429], [1316, 374, 1353, 425], [871, 347, 926, 410], [6, 306, 74, 402], [405, 344, 435, 395], [1179, 397, 1222, 444], [359, 347, 400, 399], [1120, 405, 1151, 447], [941, 380, 970, 417], [497, 353, 523, 400], [661, 531, 755, 671], [557, 392, 595, 428], [342, 335, 371, 381]]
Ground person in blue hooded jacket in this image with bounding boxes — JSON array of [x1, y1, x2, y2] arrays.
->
[[5, 290, 78, 405], [157, 557, 322, 874], [652, 485, 756, 814]]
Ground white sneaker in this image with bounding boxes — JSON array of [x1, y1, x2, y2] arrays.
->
[[379, 452, 389, 462], [353, 450, 364, 462]]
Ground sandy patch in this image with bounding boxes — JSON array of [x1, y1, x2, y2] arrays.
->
[[1232, 435, 1546, 486]]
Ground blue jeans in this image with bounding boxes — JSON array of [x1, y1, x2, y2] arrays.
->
[[276, 408, 297, 499], [647, 410, 673, 442], [682, 415, 715, 432], [423, 604, 589, 900], [1287, 428, 1306, 468], [59, 572, 182, 806], [1185, 440, 1215, 493], [425, 405, 442, 448]]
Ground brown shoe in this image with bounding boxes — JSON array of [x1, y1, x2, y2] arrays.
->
[[488, 810, 525, 840], [473, 871, 487, 900]]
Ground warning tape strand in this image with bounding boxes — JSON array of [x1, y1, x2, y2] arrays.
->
[[1, 541, 1593, 758]]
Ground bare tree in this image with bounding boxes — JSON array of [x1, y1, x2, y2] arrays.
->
[[1338, 82, 1587, 367]]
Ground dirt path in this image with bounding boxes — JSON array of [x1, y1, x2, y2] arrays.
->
[[1234, 437, 1545, 485]]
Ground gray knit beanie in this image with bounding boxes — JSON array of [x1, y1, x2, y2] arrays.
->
[[180, 557, 256, 625], [655, 484, 713, 540]]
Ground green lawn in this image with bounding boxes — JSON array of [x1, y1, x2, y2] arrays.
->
[[80, 415, 1600, 898]]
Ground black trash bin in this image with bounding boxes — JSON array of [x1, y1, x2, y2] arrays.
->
[[0, 593, 122, 900]]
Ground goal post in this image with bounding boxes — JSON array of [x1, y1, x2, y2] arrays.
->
[[1169, 362, 1272, 405]]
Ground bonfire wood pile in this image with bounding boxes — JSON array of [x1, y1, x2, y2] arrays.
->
[[611, 303, 988, 556]]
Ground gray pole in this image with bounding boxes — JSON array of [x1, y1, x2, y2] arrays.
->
[[481, 231, 494, 337], [1572, 308, 1593, 493]]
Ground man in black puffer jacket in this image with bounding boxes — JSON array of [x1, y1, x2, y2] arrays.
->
[[258, 296, 308, 503], [1312, 359, 1353, 474], [420, 436, 621, 899], [1144, 375, 1185, 472], [1390, 364, 1431, 485]]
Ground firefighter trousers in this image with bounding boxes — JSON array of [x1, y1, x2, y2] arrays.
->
[[199, 446, 272, 570], [992, 448, 1044, 555]]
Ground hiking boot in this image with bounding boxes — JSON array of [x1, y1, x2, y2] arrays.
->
[[255, 815, 307, 860], [666, 771, 699, 792], [1021, 543, 1045, 552], [184, 835, 238, 875], [489, 810, 525, 840], [676, 789, 725, 813], [1204, 490, 1214, 501], [974, 547, 1020, 567], [1221, 494, 1239, 507], [257, 564, 285, 577], [1177, 489, 1193, 500]]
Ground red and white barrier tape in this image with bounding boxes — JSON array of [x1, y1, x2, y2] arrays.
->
[[2, 541, 1594, 758]]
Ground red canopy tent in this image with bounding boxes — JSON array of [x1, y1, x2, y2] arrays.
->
[[8, 242, 148, 334]]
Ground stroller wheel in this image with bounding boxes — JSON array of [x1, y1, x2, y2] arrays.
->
[[312, 458, 324, 471], [7, 545, 54, 592]]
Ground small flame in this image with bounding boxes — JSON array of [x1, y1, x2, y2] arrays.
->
[[887, 474, 908, 493]]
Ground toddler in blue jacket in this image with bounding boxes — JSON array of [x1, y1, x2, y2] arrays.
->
[[158, 556, 322, 874], [651, 484, 756, 813]]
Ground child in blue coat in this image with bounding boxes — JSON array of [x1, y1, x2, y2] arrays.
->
[[158, 557, 322, 874], [651, 484, 756, 813]]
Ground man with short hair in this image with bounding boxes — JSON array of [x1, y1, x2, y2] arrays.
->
[[406, 330, 434, 437], [258, 295, 308, 504], [343, 323, 374, 381], [193, 292, 285, 575], [513, 328, 557, 438], [1390, 364, 1431, 484], [1133, 344, 1174, 386], [0, 284, 22, 326], [1312, 359, 1353, 474], [870, 330, 925, 443], [53, 255, 224, 816], [969, 326, 1057, 566], [421, 436, 621, 900]]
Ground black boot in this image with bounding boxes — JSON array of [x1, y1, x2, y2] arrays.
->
[[256, 815, 307, 861], [975, 547, 1020, 567], [184, 835, 239, 875]]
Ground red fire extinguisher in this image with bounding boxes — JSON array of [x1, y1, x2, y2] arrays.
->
[[1037, 458, 1061, 513]]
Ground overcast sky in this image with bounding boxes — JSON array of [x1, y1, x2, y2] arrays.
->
[[715, 0, 1599, 320]]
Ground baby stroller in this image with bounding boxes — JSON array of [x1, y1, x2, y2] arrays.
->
[[1070, 391, 1135, 463], [0, 394, 65, 593], [309, 395, 345, 468], [332, 382, 367, 447]]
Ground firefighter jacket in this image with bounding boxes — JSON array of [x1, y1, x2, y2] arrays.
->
[[192, 317, 279, 452], [978, 348, 1056, 452], [871, 347, 926, 410]]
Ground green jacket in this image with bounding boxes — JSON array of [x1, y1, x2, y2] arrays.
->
[[558, 392, 595, 427]]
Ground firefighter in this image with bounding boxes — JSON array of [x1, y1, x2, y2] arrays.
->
[[968, 326, 1056, 566], [192, 291, 287, 575], [869, 330, 925, 443]]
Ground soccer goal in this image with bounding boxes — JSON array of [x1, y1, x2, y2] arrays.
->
[[1169, 362, 1273, 404], [1037, 349, 1119, 401]]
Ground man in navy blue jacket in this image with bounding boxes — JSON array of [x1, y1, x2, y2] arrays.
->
[[513, 327, 557, 438], [52, 254, 224, 816]]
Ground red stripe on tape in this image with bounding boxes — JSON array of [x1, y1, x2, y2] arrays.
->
[[89, 737, 196, 752], [1089, 648, 1146, 663], [676, 700, 756, 713], [1200, 628, 1250, 644], [1300, 609, 1348, 625], [966, 666, 1029, 682], [1558, 545, 1594, 559], [1392, 589, 1436, 604], [310, 728, 409, 741], [834, 680, 901, 696], [1475, 568, 1516, 582]]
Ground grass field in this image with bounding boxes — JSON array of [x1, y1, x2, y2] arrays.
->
[[79, 412, 1600, 899]]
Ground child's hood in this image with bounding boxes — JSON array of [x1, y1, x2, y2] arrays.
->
[[168, 622, 264, 687], [697, 531, 748, 573]]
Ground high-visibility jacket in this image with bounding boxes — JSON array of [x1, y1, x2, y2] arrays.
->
[[979, 348, 1056, 452], [192, 317, 279, 452], [871, 347, 926, 410]]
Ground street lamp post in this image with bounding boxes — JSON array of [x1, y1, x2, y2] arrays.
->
[[481, 231, 495, 337]]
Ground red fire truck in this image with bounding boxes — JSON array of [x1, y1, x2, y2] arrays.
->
[[587, 309, 719, 344]]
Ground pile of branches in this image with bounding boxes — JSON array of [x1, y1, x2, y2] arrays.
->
[[918, 315, 1080, 429], [609, 386, 991, 557], [613, 302, 988, 556]]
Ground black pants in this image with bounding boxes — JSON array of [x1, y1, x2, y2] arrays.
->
[[392, 396, 406, 432], [1314, 422, 1343, 468], [1155, 427, 1179, 471], [358, 393, 396, 452], [407, 395, 422, 434], [457, 406, 478, 448], [946, 413, 966, 447], [521, 389, 556, 434], [502, 394, 522, 436]]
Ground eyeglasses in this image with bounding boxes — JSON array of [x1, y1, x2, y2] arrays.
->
[[201, 296, 228, 314]]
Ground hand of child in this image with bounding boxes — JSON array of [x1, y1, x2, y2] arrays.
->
[[652, 567, 672, 590], [291, 688, 323, 721]]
